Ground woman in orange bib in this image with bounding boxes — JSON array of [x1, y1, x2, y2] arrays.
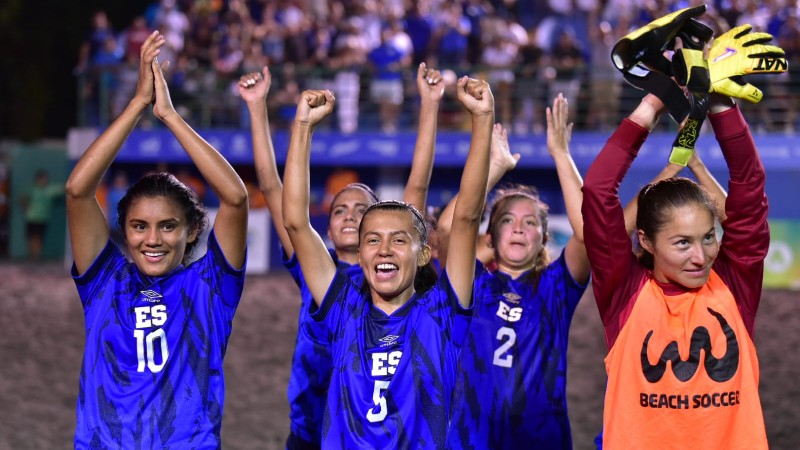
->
[[582, 72, 771, 450]]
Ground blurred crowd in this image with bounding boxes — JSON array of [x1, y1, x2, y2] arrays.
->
[[75, 0, 800, 134]]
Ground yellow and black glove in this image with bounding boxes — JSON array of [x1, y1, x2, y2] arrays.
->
[[611, 5, 712, 123], [669, 48, 710, 166], [708, 24, 788, 103]]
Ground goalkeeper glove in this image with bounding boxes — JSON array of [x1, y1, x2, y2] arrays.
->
[[669, 48, 710, 166], [708, 24, 788, 103], [611, 5, 712, 123]]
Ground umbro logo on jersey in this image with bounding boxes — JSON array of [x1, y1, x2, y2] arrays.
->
[[379, 335, 400, 347], [140, 290, 162, 303], [641, 307, 739, 383]]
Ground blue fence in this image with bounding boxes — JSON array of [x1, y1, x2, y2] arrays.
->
[[115, 129, 800, 171]]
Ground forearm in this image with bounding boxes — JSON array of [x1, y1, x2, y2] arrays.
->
[[688, 158, 727, 218], [249, 101, 283, 198], [448, 113, 492, 307], [552, 152, 585, 241], [454, 115, 492, 223], [164, 115, 247, 206], [403, 100, 439, 211], [282, 122, 314, 230], [628, 94, 665, 131]]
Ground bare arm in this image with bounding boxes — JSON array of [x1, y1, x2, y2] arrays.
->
[[66, 31, 165, 275], [282, 91, 339, 306], [402, 63, 444, 212], [446, 77, 494, 307], [437, 123, 519, 267], [688, 146, 728, 222], [152, 59, 249, 269], [546, 94, 589, 284], [240, 66, 295, 255]]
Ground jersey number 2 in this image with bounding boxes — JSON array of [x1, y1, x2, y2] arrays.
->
[[134, 329, 169, 373], [493, 326, 516, 368]]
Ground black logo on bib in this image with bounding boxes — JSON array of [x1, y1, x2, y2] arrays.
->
[[641, 307, 738, 383]]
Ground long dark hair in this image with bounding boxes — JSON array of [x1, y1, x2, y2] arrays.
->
[[117, 172, 208, 261], [485, 184, 551, 289], [359, 200, 438, 294], [635, 177, 718, 269]]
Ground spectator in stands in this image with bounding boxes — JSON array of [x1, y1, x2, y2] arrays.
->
[[275, 0, 311, 64], [75, 10, 115, 76], [185, 8, 218, 66], [367, 22, 413, 133], [75, 11, 118, 126], [463, 0, 494, 65], [513, 27, 546, 134], [19, 170, 64, 261], [404, 1, 434, 65], [432, 2, 471, 70], [329, 15, 370, 134], [266, 63, 302, 130], [121, 16, 152, 62], [482, 17, 525, 127], [587, 15, 624, 132], [545, 26, 585, 125], [153, 0, 190, 66]]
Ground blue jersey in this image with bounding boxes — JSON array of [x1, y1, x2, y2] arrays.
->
[[447, 251, 587, 450], [312, 270, 471, 449], [71, 231, 245, 449], [283, 249, 364, 444]]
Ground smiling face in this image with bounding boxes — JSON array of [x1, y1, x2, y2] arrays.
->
[[124, 196, 198, 277], [328, 188, 374, 261], [358, 209, 430, 306], [488, 197, 546, 277], [639, 203, 719, 289]]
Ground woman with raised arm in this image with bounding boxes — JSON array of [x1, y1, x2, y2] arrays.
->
[[65, 31, 248, 448], [582, 83, 769, 448], [443, 94, 591, 449], [240, 62, 445, 449], [281, 75, 492, 448]]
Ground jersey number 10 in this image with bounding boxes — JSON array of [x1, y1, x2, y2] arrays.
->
[[134, 328, 169, 373]]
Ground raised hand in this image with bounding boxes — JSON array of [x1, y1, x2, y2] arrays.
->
[[239, 66, 271, 105], [133, 31, 165, 109], [708, 24, 787, 103], [152, 58, 177, 121], [546, 93, 574, 158], [294, 90, 335, 128], [417, 62, 445, 104], [490, 123, 520, 174], [457, 76, 494, 116]]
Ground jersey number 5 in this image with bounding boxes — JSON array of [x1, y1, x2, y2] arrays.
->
[[366, 380, 390, 422], [134, 329, 169, 373], [493, 326, 516, 368]]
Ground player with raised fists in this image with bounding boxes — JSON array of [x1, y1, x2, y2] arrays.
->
[[240, 62, 446, 449], [280, 75, 493, 448]]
